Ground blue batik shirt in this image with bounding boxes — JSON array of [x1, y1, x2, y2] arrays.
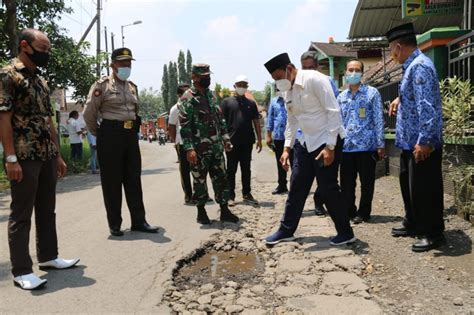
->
[[338, 84, 384, 152], [396, 49, 443, 150], [266, 96, 287, 141]]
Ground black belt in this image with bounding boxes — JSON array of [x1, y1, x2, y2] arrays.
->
[[101, 119, 135, 129]]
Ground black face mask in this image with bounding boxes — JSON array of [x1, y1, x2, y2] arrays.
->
[[198, 77, 211, 89], [27, 43, 50, 67]]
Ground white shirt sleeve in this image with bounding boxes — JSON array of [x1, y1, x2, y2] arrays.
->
[[284, 95, 297, 148], [168, 105, 178, 126], [310, 75, 343, 146]]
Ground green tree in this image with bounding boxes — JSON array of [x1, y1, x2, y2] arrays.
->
[[214, 83, 222, 103], [177, 50, 187, 84], [186, 49, 192, 83], [161, 64, 169, 110], [167, 61, 178, 111], [139, 87, 164, 120], [0, 0, 99, 102]]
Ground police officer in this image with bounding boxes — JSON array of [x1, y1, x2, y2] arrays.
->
[[179, 64, 239, 225], [0, 28, 79, 290], [83, 48, 159, 236]]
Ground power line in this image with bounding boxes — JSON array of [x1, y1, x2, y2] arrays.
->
[[62, 13, 85, 26], [74, 0, 93, 18]]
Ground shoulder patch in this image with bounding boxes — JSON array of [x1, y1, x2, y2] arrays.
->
[[94, 89, 102, 97]]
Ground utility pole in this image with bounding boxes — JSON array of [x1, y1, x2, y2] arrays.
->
[[96, 0, 101, 77], [104, 26, 110, 76], [111, 32, 115, 51]]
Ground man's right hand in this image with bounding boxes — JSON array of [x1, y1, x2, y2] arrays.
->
[[389, 97, 400, 116], [279, 149, 291, 172], [6, 162, 23, 182], [266, 134, 273, 148], [186, 150, 198, 165]]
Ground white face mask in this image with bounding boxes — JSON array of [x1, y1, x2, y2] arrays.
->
[[275, 67, 292, 92], [235, 87, 247, 96]]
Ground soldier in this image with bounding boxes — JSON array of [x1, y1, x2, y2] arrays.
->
[[0, 28, 79, 290], [83, 48, 159, 237], [179, 64, 239, 225]]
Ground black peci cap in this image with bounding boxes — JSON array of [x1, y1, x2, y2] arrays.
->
[[386, 23, 416, 43], [264, 53, 291, 74]]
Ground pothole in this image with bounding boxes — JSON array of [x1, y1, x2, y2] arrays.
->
[[172, 242, 265, 291]]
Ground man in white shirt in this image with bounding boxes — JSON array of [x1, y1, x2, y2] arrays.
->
[[67, 111, 84, 161], [263, 53, 355, 246], [168, 83, 194, 204]]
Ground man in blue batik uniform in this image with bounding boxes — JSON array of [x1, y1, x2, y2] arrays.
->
[[386, 23, 444, 252], [338, 59, 385, 224], [266, 92, 292, 194]]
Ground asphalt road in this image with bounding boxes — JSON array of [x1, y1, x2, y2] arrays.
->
[[0, 141, 239, 314]]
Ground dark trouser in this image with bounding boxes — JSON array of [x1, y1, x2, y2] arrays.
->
[[225, 142, 253, 200], [399, 149, 444, 237], [280, 139, 353, 236], [176, 144, 193, 200], [70, 143, 83, 161], [97, 121, 146, 230], [340, 151, 377, 219], [313, 185, 324, 208], [273, 140, 293, 188], [8, 159, 58, 277]]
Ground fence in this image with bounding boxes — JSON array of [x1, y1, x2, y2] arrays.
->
[[447, 30, 474, 82]]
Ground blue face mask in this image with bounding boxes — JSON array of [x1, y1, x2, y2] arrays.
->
[[345, 72, 362, 85], [117, 67, 131, 81]]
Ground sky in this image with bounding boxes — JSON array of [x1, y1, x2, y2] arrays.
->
[[59, 0, 359, 93]]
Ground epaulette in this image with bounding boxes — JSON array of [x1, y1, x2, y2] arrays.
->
[[128, 80, 138, 88], [179, 89, 195, 102], [97, 76, 110, 84]]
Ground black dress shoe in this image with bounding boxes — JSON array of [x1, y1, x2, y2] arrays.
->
[[391, 225, 415, 237], [412, 235, 445, 252], [131, 222, 159, 233], [352, 215, 364, 224], [110, 228, 124, 237], [272, 186, 288, 195], [314, 205, 327, 216]]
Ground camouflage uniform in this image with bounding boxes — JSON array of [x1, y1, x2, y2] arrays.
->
[[178, 70, 231, 207]]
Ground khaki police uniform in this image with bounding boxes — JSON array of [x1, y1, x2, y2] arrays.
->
[[83, 48, 154, 233]]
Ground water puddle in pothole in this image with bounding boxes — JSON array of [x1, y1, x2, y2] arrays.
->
[[181, 250, 262, 277], [174, 249, 265, 289]]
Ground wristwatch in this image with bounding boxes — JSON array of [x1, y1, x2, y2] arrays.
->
[[5, 155, 18, 163], [325, 144, 335, 150]]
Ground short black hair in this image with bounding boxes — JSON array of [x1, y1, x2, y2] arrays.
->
[[396, 34, 418, 47], [177, 83, 190, 96], [18, 28, 38, 52], [69, 110, 79, 118], [346, 59, 365, 72]]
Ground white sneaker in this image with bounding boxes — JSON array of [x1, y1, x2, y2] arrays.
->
[[39, 258, 80, 270], [13, 273, 47, 290]]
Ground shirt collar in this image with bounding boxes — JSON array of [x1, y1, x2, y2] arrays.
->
[[403, 49, 421, 71], [345, 84, 367, 98], [293, 69, 304, 88], [13, 57, 41, 75]]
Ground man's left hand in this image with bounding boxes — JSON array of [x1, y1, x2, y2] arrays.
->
[[57, 156, 67, 178], [256, 140, 262, 153], [377, 148, 386, 160], [224, 141, 233, 152], [413, 144, 432, 163], [315, 147, 335, 167]]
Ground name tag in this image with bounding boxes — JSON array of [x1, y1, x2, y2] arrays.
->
[[359, 108, 366, 119], [124, 121, 133, 129]]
